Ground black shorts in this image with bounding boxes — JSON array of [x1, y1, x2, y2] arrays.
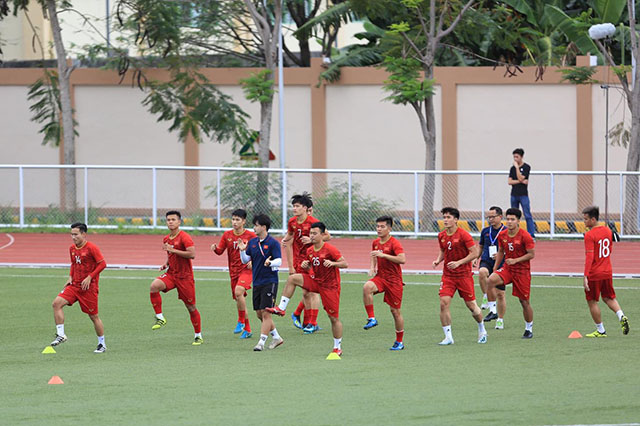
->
[[253, 283, 278, 311], [480, 260, 505, 290]]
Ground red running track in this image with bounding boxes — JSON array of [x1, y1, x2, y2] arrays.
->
[[1, 232, 639, 276]]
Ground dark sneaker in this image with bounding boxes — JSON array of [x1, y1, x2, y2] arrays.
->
[[483, 312, 498, 322], [522, 330, 533, 339]]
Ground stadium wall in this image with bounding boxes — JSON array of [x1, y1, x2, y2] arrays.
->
[[0, 57, 631, 214]]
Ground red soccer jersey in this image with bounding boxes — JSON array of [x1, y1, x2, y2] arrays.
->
[[497, 228, 535, 273], [306, 243, 342, 290], [214, 229, 257, 279], [288, 214, 319, 264], [438, 227, 475, 278], [69, 241, 105, 288], [584, 226, 613, 280], [164, 230, 195, 278], [372, 236, 404, 282]]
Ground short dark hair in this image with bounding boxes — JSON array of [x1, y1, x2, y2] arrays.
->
[[513, 148, 524, 156], [291, 192, 313, 208], [232, 209, 247, 219], [253, 214, 271, 231], [310, 221, 326, 233], [376, 215, 393, 227], [582, 205, 600, 220], [71, 222, 87, 233], [166, 210, 181, 219], [505, 208, 522, 219], [489, 206, 503, 216], [441, 207, 460, 219]]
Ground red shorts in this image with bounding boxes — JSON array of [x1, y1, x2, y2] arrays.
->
[[230, 270, 252, 300], [371, 276, 404, 309], [158, 274, 196, 304], [439, 275, 476, 301], [59, 284, 99, 315], [494, 268, 531, 301], [585, 277, 616, 301], [302, 274, 341, 318]]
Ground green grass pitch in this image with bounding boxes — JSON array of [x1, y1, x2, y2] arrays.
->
[[1, 267, 638, 425]]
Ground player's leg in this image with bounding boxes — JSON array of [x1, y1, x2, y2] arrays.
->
[[88, 313, 106, 352], [362, 279, 380, 329], [438, 295, 454, 345], [328, 315, 343, 355], [234, 285, 252, 337], [478, 267, 490, 309], [519, 196, 536, 239], [150, 278, 168, 329], [269, 273, 304, 315], [292, 299, 305, 329], [51, 296, 70, 346], [484, 272, 504, 322], [519, 299, 533, 338], [600, 278, 629, 335], [184, 302, 203, 345], [464, 299, 487, 343], [512, 273, 533, 338], [510, 195, 520, 209], [585, 299, 607, 337], [389, 307, 405, 350], [306, 292, 321, 331]]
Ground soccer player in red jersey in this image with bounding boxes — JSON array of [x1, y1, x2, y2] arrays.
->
[[282, 193, 327, 333], [268, 222, 348, 357], [50, 223, 107, 353], [362, 216, 407, 350], [581, 206, 629, 337], [486, 208, 535, 338], [432, 208, 486, 345], [211, 209, 257, 339], [149, 211, 203, 345]]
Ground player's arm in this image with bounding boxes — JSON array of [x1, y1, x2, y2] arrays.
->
[[164, 244, 196, 259], [493, 246, 505, 271], [447, 244, 479, 270], [264, 243, 282, 268], [583, 235, 595, 291], [324, 255, 348, 269], [211, 236, 226, 255], [81, 259, 106, 290], [506, 248, 535, 265], [371, 250, 406, 264], [368, 252, 377, 277], [432, 249, 445, 268], [282, 231, 295, 272], [473, 242, 484, 268], [322, 230, 331, 242]]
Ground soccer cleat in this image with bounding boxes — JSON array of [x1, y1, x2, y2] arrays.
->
[[192, 336, 204, 346], [93, 343, 107, 353], [363, 318, 378, 330], [477, 333, 488, 344], [152, 318, 167, 330], [438, 337, 454, 346], [50, 334, 67, 346], [240, 330, 253, 339], [268, 338, 284, 349], [585, 330, 607, 338], [483, 312, 498, 322], [253, 343, 264, 351], [390, 341, 404, 351], [266, 306, 286, 316], [480, 295, 489, 310], [331, 348, 343, 357], [233, 322, 245, 334], [303, 324, 319, 334], [522, 330, 533, 339], [495, 319, 504, 330], [292, 313, 303, 329], [620, 316, 630, 335]]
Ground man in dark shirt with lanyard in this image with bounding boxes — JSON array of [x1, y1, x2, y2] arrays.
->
[[508, 148, 536, 239], [238, 214, 284, 352], [476, 206, 506, 329]]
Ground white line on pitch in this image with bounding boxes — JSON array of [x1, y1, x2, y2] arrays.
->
[[0, 233, 15, 250]]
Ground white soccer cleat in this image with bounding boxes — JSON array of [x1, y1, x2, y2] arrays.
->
[[253, 343, 264, 352], [477, 333, 488, 344], [495, 319, 504, 330], [438, 337, 454, 346], [94, 343, 106, 353], [50, 334, 67, 346], [268, 337, 284, 350]]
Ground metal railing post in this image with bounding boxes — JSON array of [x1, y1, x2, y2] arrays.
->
[[18, 166, 24, 228], [84, 167, 89, 224], [152, 167, 157, 227], [414, 172, 419, 235], [348, 171, 353, 232], [282, 170, 288, 234], [216, 169, 221, 228], [620, 172, 624, 236], [550, 173, 555, 239], [481, 172, 485, 227]]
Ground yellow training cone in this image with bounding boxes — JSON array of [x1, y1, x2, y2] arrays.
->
[[326, 352, 341, 360], [42, 346, 56, 354]]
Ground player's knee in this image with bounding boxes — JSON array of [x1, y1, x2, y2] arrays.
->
[[439, 299, 450, 310], [363, 282, 375, 294], [185, 303, 197, 312], [479, 268, 488, 279]]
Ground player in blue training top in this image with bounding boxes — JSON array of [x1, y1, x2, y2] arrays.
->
[[238, 214, 284, 352], [474, 206, 507, 329]]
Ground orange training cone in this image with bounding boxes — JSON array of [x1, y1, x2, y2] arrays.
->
[[568, 330, 583, 339], [48, 376, 64, 385]]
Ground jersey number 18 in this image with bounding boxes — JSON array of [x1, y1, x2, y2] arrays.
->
[[598, 239, 611, 258]]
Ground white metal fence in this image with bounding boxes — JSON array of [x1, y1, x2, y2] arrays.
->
[[1, 165, 639, 238]]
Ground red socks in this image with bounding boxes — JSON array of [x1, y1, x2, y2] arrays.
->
[[396, 329, 404, 343], [238, 310, 246, 323], [150, 292, 163, 314], [244, 316, 251, 333], [294, 300, 305, 316], [189, 309, 201, 333], [365, 304, 375, 319], [309, 309, 319, 326]]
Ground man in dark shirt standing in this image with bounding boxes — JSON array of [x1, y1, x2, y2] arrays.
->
[[508, 148, 536, 239]]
